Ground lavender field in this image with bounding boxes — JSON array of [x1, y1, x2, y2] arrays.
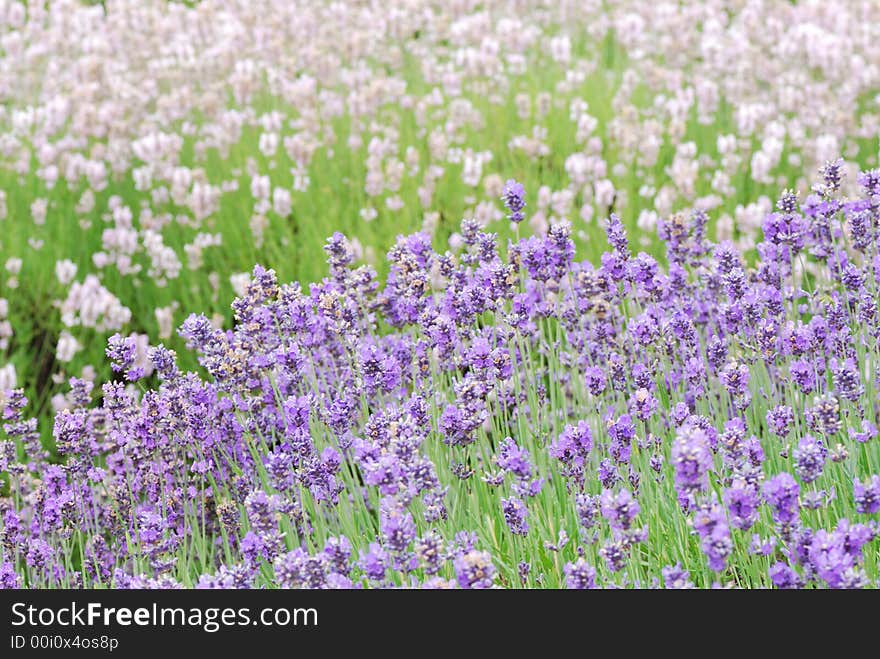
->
[[1, 0, 879, 589]]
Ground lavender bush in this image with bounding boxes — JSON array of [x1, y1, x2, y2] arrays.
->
[[2, 166, 879, 589]]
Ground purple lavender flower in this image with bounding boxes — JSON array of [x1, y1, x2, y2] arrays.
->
[[705, 335, 727, 372], [629, 387, 658, 421], [851, 420, 878, 444], [671, 421, 714, 503], [589, 459, 614, 495], [607, 413, 636, 464], [599, 539, 628, 572], [576, 493, 600, 530], [324, 231, 355, 275], [806, 527, 858, 589], [857, 168, 880, 195], [763, 473, 800, 524], [496, 437, 542, 497], [749, 535, 776, 557], [584, 366, 607, 396], [502, 179, 526, 224], [724, 480, 759, 530], [766, 405, 793, 437], [1, 562, 21, 589], [605, 213, 630, 256], [358, 543, 388, 582], [600, 488, 640, 531], [817, 158, 844, 196], [549, 421, 593, 469], [830, 358, 863, 402], [244, 490, 280, 535], [769, 562, 801, 589], [439, 404, 474, 447], [415, 531, 445, 576], [789, 358, 817, 394], [671, 402, 691, 427], [661, 564, 694, 589], [274, 549, 328, 589], [148, 345, 179, 381], [806, 394, 842, 436], [848, 209, 875, 251], [853, 475, 880, 514], [496, 437, 533, 480], [695, 508, 732, 572], [323, 536, 353, 577], [380, 506, 417, 555], [451, 532, 478, 554], [564, 559, 598, 589], [501, 497, 529, 536], [240, 532, 270, 564], [105, 333, 144, 381], [453, 550, 496, 589], [719, 360, 750, 408], [793, 435, 827, 484]]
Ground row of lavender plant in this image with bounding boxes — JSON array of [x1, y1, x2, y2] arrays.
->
[[2, 162, 879, 589]]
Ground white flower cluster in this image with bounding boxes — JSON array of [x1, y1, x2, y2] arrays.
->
[[58, 275, 131, 333]]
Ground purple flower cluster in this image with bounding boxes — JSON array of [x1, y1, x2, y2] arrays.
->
[[1, 166, 880, 589], [502, 179, 527, 224]]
